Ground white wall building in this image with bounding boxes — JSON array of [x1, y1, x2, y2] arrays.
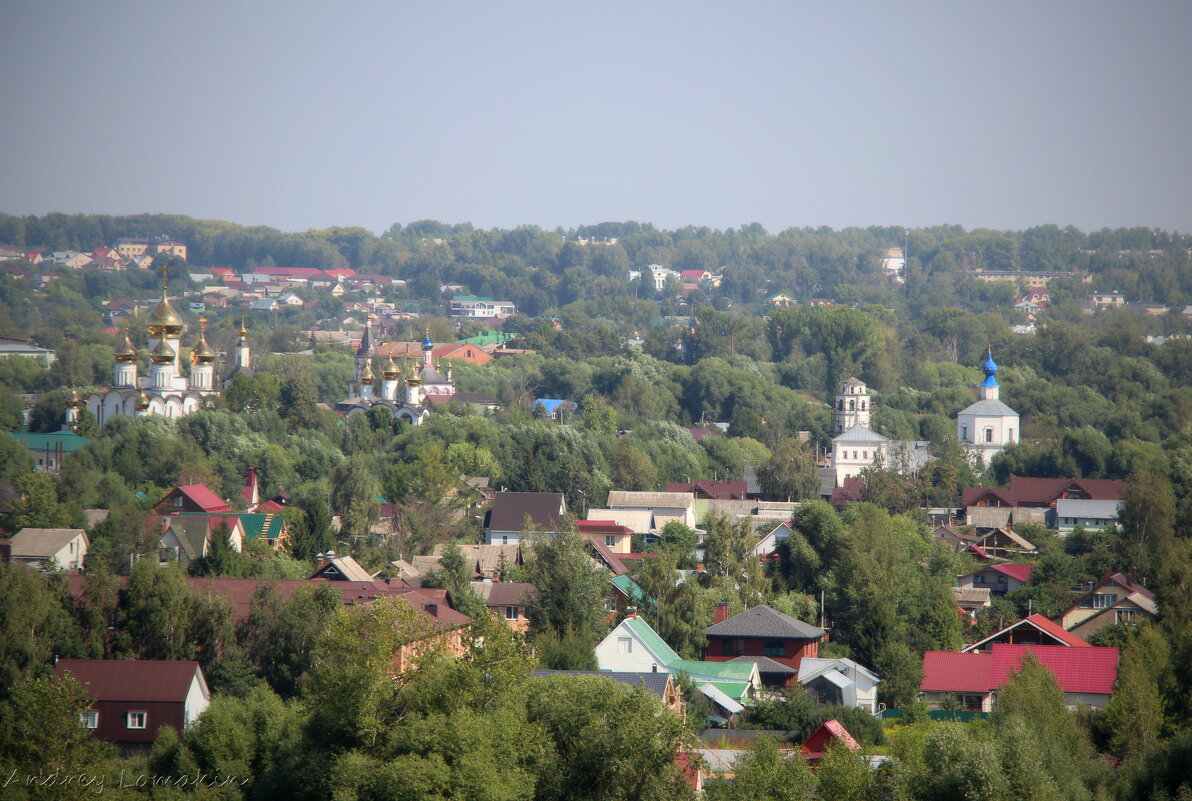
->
[[957, 347, 1019, 467]]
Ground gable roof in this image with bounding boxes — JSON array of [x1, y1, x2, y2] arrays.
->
[[1060, 571, 1156, 619], [606, 491, 695, 510], [588, 537, 629, 575], [9, 528, 86, 557], [963, 613, 1090, 653], [610, 574, 645, 604], [486, 492, 566, 533], [54, 659, 205, 703], [472, 581, 535, 606], [1008, 477, 1126, 505], [988, 562, 1034, 583], [619, 616, 683, 664], [585, 508, 654, 533], [175, 485, 232, 513], [922, 644, 1118, 695], [920, 650, 994, 694], [311, 554, 374, 581], [729, 655, 798, 674], [705, 605, 825, 640], [990, 644, 1118, 695], [832, 424, 889, 444], [802, 720, 860, 756], [665, 480, 749, 500], [797, 656, 880, 684]]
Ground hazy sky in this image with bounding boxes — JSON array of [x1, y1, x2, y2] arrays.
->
[[2, 1, 1190, 235]]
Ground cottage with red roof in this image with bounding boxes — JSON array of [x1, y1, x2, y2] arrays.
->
[[920, 643, 1119, 711], [54, 659, 210, 748], [1058, 572, 1157, 638], [153, 484, 232, 515], [962, 613, 1090, 653], [957, 563, 1034, 596], [801, 719, 860, 763]]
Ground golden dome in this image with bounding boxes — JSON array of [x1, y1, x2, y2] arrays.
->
[[147, 295, 184, 337], [150, 337, 177, 364], [134, 389, 150, 411], [67, 386, 80, 407], [114, 333, 138, 362], [360, 359, 375, 382], [239, 319, 248, 337], [190, 334, 216, 365], [382, 355, 401, 380]]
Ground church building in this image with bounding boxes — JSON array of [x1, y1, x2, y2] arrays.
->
[[828, 377, 930, 486], [87, 288, 232, 424], [957, 347, 1019, 466], [334, 319, 454, 425]]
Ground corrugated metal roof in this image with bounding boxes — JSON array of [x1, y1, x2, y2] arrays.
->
[[607, 491, 695, 510], [920, 651, 993, 693], [54, 659, 203, 702], [698, 682, 745, 714], [990, 644, 1118, 695], [10, 528, 86, 557], [486, 492, 566, 532]]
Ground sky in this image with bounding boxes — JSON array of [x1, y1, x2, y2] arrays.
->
[[2, 1, 1191, 236]]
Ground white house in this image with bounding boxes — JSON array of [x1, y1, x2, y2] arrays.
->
[[798, 657, 880, 712], [1054, 499, 1121, 533], [6, 528, 88, 571]]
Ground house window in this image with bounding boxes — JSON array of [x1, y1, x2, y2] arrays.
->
[[763, 640, 785, 657], [617, 637, 633, 654], [984, 428, 994, 443], [961, 425, 968, 441], [973, 574, 985, 585], [1008, 428, 1015, 442], [1093, 593, 1117, 609], [505, 606, 519, 620], [126, 711, 147, 729], [605, 535, 618, 547], [173, 496, 183, 508], [721, 638, 743, 656], [81, 711, 98, 729], [501, 536, 509, 545]]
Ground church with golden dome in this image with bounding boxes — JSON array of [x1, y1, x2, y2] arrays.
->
[[86, 287, 232, 424]]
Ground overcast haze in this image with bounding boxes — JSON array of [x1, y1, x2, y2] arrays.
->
[[2, 1, 1190, 235]]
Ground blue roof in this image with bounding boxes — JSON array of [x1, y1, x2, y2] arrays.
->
[[980, 347, 999, 387], [534, 399, 573, 416]]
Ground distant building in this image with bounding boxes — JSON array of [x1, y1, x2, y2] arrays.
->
[[956, 348, 1019, 467]]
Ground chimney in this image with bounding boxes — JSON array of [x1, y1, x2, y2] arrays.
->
[[626, 606, 638, 618], [714, 602, 730, 624], [316, 552, 326, 569]]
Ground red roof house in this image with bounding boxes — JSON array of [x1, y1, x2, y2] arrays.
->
[[152, 484, 233, 515], [962, 613, 1090, 653], [801, 719, 860, 763], [920, 643, 1118, 711]]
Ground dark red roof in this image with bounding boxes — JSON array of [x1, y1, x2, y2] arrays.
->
[[665, 480, 748, 500], [587, 538, 628, 575], [964, 478, 1127, 509], [54, 659, 202, 702], [687, 428, 720, 441], [482, 582, 535, 606], [576, 520, 633, 536], [177, 484, 232, 513], [989, 563, 1034, 583], [801, 719, 860, 756]]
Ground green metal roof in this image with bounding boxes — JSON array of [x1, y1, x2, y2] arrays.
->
[[237, 513, 286, 541], [452, 295, 494, 302], [611, 574, 646, 604], [13, 431, 91, 453], [622, 617, 682, 665], [703, 681, 752, 701], [671, 659, 758, 683]]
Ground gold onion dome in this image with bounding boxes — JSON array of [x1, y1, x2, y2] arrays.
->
[[382, 355, 401, 380], [114, 333, 137, 362], [150, 337, 177, 364], [190, 333, 216, 365], [67, 386, 80, 407], [360, 359, 375, 382], [134, 389, 150, 411], [146, 294, 184, 337]]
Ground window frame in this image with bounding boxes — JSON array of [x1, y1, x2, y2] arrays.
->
[[126, 711, 147, 730]]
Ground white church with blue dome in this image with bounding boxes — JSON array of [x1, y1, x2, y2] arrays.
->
[[956, 347, 1019, 466]]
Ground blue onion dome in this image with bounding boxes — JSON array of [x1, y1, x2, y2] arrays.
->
[[981, 346, 998, 377], [422, 329, 433, 349]]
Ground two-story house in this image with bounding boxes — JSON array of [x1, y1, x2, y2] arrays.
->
[[703, 604, 825, 689], [484, 492, 566, 546]]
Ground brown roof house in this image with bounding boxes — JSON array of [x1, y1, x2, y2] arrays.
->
[[484, 492, 566, 546], [54, 659, 210, 749], [471, 581, 535, 631], [5, 528, 88, 571]]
